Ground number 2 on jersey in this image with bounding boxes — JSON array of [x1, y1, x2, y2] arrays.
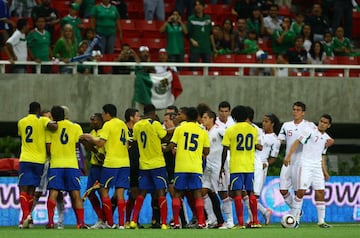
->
[[183, 132, 199, 151], [236, 133, 254, 151], [25, 126, 33, 143]]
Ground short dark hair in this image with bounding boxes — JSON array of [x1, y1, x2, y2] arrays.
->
[[144, 104, 156, 116], [321, 114, 332, 124], [196, 103, 211, 118], [218, 101, 231, 110], [293, 101, 306, 111], [92, 112, 103, 122], [166, 105, 179, 114], [186, 107, 199, 122], [231, 105, 248, 122], [17, 18, 28, 30], [102, 104, 117, 117], [29, 101, 41, 114], [51, 106, 65, 121], [194, 0, 205, 7], [205, 110, 216, 124], [124, 108, 139, 122]]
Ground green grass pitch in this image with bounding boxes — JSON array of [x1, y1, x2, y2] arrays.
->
[[0, 223, 359, 238]]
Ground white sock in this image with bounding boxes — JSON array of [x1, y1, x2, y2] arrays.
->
[[283, 191, 293, 208], [257, 198, 267, 215], [222, 197, 233, 225], [57, 199, 65, 224], [290, 196, 303, 222], [203, 194, 216, 223], [316, 201, 326, 224], [243, 195, 253, 223]]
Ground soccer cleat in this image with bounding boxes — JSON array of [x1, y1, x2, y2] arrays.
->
[[77, 224, 90, 229], [318, 223, 331, 228], [206, 219, 218, 229], [18, 224, 23, 229], [118, 225, 125, 229], [22, 215, 31, 229], [125, 221, 131, 229], [264, 209, 272, 225], [196, 223, 207, 229], [161, 224, 168, 230], [186, 217, 198, 229], [226, 222, 235, 229], [172, 224, 181, 229], [251, 222, 262, 228], [57, 223, 64, 229], [91, 220, 106, 229], [104, 222, 117, 229], [46, 223, 55, 229], [233, 225, 246, 229], [217, 223, 228, 229], [129, 221, 138, 229]]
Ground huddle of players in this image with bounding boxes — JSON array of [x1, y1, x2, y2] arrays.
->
[[17, 100, 333, 229]]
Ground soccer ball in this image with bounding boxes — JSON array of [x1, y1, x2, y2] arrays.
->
[[281, 214, 299, 228]]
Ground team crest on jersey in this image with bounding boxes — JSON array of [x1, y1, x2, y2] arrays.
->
[[154, 78, 169, 95]]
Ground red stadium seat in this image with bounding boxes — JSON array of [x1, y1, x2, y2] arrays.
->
[[336, 56, 358, 65], [213, 54, 235, 63], [121, 37, 143, 49], [179, 70, 203, 76], [141, 38, 166, 52], [235, 54, 256, 63]]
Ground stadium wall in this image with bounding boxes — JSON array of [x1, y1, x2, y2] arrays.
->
[[0, 176, 359, 226], [0, 74, 359, 123]]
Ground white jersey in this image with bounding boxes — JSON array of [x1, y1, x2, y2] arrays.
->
[[215, 116, 235, 129], [205, 124, 224, 173], [6, 29, 27, 61], [298, 126, 330, 167], [256, 133, 281, 164], [278, 119, 316, 166], [253, 123, 265, 163]]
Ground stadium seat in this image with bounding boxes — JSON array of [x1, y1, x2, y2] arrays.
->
[[278, 6, 291, 17], [141, 38, 166, 52], [119, 19, 141, 38], [263, 54, 276, 64], [336, 56, 358, 65], [179, 70, 203, 76], [235, 54, 256, 63], [290, 71, 310, 77], [121, 37, 143, 50], [213, 54, 235, 63]]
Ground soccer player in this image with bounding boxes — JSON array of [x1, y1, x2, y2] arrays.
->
[[254, 113, 281, 225], [130, 104, 169, 230], [284, 114, 333, 228], [17, 102, 57, 228], [169, 107, 210, 229], [221, 105, 259, 228], [80, 113, 106, 229], [45, 106, 86, 229], [81, 104, 130, 229], [215, 101, 234, 228]]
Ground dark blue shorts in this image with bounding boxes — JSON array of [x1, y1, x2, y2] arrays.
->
[[18, 162, 44, 187], [138, 167, 168, 191], [173, 172, 202, 190], [86, 165, 102, 189], [47, 168, 81, 191], [230, 172, 254, 192], [100, 167, 130, 189]]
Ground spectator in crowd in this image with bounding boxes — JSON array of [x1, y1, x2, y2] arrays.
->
[[91, 0, 122, 54], [112, 0, 129, 19], [222, 18, 235, 52], [232, 0, 256, 20], [76, 40, 102, 74], [187, 0, 212, 64], [211, 25, 229, 55], [83, 27, 102, 52], [53, 24, 78, 73], [321, 31, 334, 57], [175, 0, 194, 19], [27, 16, 52, 73], [290, 11, 305, 36], [155, 48, 177, 73], [271, 16, 295, 55], [31, 0, 60, 44], [113, 43, 138, 74], [286, 35, 308, 72], [242, 29, 259, 54], [209, 0, 232, 4], [160, 9, 188, 63], [332, 26, 352, 56], [332, 0, 353, 39], [305, 3, 330, 42], [246, 6, 265, 38], [276, 0, 291, 8], [264, 4, 282, 38], [61, 3, 83, 45], [4, 18, 29, 73], [9, 0, 36, 18], [307, 41, 326, 72], [80, 0, 95, 18], [250, 49, 275, 76], [274, 53, 289, 77], [0, 0, 15, 49], [144, 0, 165, 21], [301, 24, 312, 52], [233, 18, 248, 54]]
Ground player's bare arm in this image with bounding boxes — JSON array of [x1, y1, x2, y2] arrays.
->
[[284, 140, 300, 166], [321, 155, 330, 181]]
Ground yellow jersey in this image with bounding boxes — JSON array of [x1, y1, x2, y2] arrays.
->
[[90, 128, 105, 166]]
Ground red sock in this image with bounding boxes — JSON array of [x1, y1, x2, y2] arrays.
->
[[117, 199, 126, 226], [47, 198, 56, 225], [102, 197, 114, 226], [28, 195, 34, 213], [195, 198, 205, 225], [131, 195, 144, 223], [20, 192, 29, 222], [249, 195, 259, 223], [172, 197, 181, 225], [234, 195, 244, 226], [158, 196, 168, 225], [75, 208, 85, 225], [89, 195, 105, 220], [126, 198, 134, 222], [185, 191, 196, 216]]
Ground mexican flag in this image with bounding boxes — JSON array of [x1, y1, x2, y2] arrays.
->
[[133, 70, 183, 109]]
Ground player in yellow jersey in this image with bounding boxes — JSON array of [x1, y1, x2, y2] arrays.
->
[[45, 106, 87, 229], [130, 104, 170, 230], [81, 104, 130, 229], [17, 102, 57, 228], [169, 107, 210, 229], [221, 105, 258, 228]]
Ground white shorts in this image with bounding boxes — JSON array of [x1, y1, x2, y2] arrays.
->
[[291, 164, 299, 191], [202, 166, 228, 192], [253, 160, 268, 196], [298, 165, 324, 190], [35, 160, 49, 193], [279, 164, 292, 190]]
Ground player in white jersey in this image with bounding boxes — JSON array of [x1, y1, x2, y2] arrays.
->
[[278, 102, 316, 209], [215, 101, 234, 228], [253, 113, 281, 225], [284, 114, 333, 228], [201, 110, 226, 228]]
